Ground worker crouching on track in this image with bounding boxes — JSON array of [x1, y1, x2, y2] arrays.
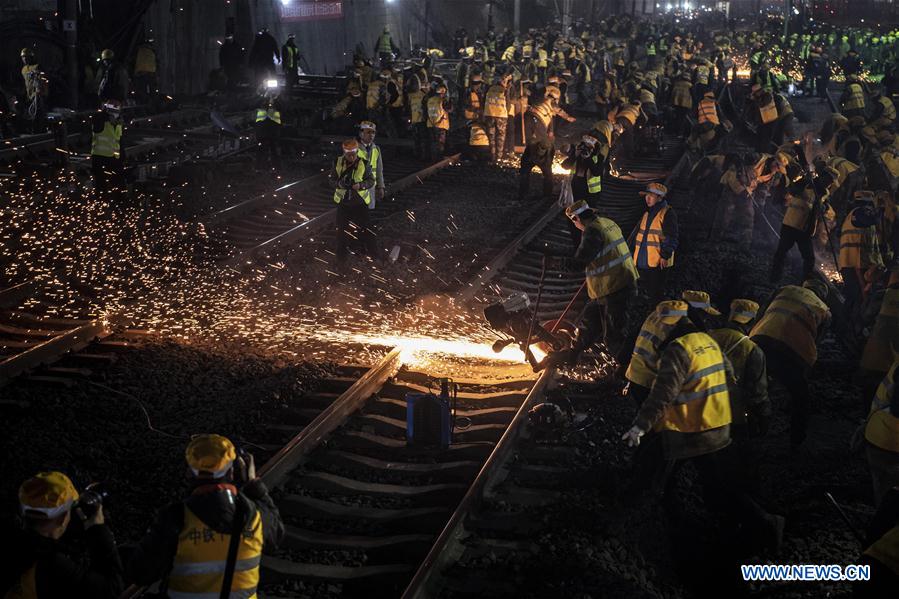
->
[[3, 471, 123, 598], [537, 201, 638, 370], [127, 435, 284, 597], [330, 139, 377, 264], [91, 100, 126, 194], [751, 277, 832, 449], [631, 183, 677, 302], [561, 133, 604, 204], [621, 305, 785, 550]]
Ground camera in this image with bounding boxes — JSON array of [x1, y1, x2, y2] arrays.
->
[[75, 482, 108, 519]]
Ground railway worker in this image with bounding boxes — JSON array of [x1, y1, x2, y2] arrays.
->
[[3, 472, 123, 598], [329, 139, 377, 263], [518, 85, 574, 200], [631, 183, 678, 302], [769, 167, 838, 284], [697, 89, 720, 128], [773, 91, 796, 147], [709, 299, 770, 442], [19, 47, 47, 133], [713, 153, 759, 250], [858, 280, 899, 414], [669, 72, 693, 136], [838, 191, 884, 320], [374, 26, 397, 67], [127, 435, 284, 596], [406, 75, 428, 158], [463, 73, 485, 121], [356, 121, 385, 210], [536, 201, 638, 370], [560, 133, 604, 205], [841, 74, 868, 119], [91, 100, 126, 193], [466, 119, 491, 163], [620, 304, 786, 549], [483, 73, 512, 163], [331, 83, 366, 134], [749, 84, 779, 154], [281, 34, 301, 88], [869, 88, 896, 131], [751, 277, 832, 449], [96, 49, 129, 105], [426, 83, 452, 159], [862, 361, 899, 507], [623, 299, 690, 406]]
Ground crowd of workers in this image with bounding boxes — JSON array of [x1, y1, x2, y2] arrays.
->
[[5, 10, 899, 598]]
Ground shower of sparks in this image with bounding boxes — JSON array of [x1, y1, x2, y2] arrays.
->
[[0, 172, 539, 378]]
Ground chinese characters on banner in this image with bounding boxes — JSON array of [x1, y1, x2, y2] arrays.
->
[[279, 0, 343, 21]]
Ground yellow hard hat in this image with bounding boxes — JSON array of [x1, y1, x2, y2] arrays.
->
[[101, 48, 115, 60], [185, 434, 236, 478], [681, 290, 721, 316], [544, 85, 561, 100], [20, 47, 34, 57], [19, 472, 79, 519], [728, 299, 759, 325], [640, 182, 668, 198], [565, 200, 591, 221], [342, 138, 359, 152], [656, 300, 689, 325]]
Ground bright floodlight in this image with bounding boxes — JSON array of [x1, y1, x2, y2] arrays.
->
[[280, 0, 291, 6], [265, 79, 279, 89]]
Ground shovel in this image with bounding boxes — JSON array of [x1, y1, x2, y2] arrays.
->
[[514, 81, 526, 154]]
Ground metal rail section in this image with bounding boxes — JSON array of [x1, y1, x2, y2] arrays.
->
[[258, 347, 404, 487], [223, 153, 461, 267], [400, 368, 554, 599], [0, 320, 110, 386]]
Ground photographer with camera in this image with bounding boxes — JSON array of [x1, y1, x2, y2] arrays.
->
[[2, 471, 123, 598], [126, 434, 284, 598]]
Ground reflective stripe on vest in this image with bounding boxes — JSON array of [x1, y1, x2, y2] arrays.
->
[[654, 332, 732, 433], [695, 65, 710, 85], [377, 33, 392, 53], [254, 108, 281, 124], [783, 189, 814, 230], [587, 156, 602, 194], [357, 144, 380, 187], [333, 157, 372, 205], [844, 83, 865, 111], [634, 205, 674, 268], [860, 289, 899, 373], [617, 105, 639, 126], [709, 327, 756, 425], [640, 89, 656, 106], [698, 97, 719, 125], [626, 312, 680, 388], [408, 91, 425, 124], [531, 102, 554, 129], [91, 121, 122, 159], [427, 96, 449, 129], [168, 504, 263, 599], [484, 85, 509, 118], [584, 217, 638, 299], [838, 209, 874, 269], [880, 96, 896, 121], [864, 525, 899, 576], [366, 81, 383, 110], [646, 43, 657, 56], [750, 285, 829, 366], [865, 362, 899, 453], [469, 124, 489, 146], [464, 90, 482, 120]]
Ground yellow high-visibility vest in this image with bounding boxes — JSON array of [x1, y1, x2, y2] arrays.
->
[[750, 285, 829, 366], [469, 123, 489, 146], [366, 80, 384, 110], [838, 208, 876, 269], [626, 307, 687, 388], [408, 90, 425, 124], [654, 332, 732, 433], [584, 217, 638, 300], [698, 96, 719, 125], [357, 143, 380, 186], [759, 96, 778, 124], [634, 205, 675, 268], [91, 121, 123, 159], [464, 89, 482, 120], [709, 327, 758, 426], [426, 96, 449, 129], [671, 80, 693, 108], [864, 525, 899, 576], [587, 155, 602, 194], [782, 188, 815, 231], [843, 82, 866, 111], [4, 564, 37, 599], [484, 84, 510, 118], [168, 504, 263, 599], [254, 108, 281, 124], [860, 289, 899, 373], [865, 362, 899, 453], [333, 157, 372, 206]]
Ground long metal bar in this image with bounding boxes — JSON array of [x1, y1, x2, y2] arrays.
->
[[400, 367, 554, 599]]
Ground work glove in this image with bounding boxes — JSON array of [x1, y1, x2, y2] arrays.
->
[[621, 425, 645, 447]]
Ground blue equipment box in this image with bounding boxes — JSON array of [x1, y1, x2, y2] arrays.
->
[[406, 392, 452, 448]]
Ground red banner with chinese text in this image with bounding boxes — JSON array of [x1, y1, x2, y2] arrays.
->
[[279, 1, 343, 22]]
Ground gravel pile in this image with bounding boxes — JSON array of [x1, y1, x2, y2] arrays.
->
[[0, 336, 335, 543]]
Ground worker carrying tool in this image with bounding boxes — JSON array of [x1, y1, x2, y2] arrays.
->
[[356, 121, 385, 210], [751, 277, 832, 449], [3, 471, 123, 598], [329, 139, 377, 263], [536, 200, 638, 370], [91, 100, 125, 193], [631, 182, 678, 302], [838, 191, 884, 319], [19, 47, 48, 133], [126, 435, 284, 597]]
